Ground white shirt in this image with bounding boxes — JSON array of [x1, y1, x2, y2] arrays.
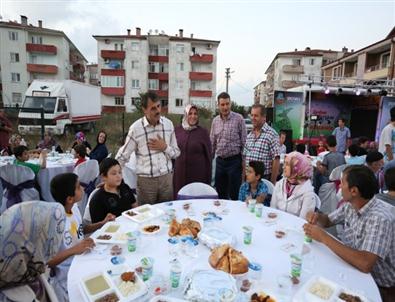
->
[[379, 123, 395, 160], [116, 116, 180, 177]]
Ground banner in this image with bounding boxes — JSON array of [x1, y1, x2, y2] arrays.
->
[[273, 91, 304, 139], [376, 96, 395, 141]]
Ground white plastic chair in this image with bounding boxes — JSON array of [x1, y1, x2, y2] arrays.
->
[[0, 165, 40, 214], [329, 164, 348, 181], [73, 160, 99, 216], [177, 182, 218, 200], [123, 165, 137, 191], [107, 153, 112, 158], [261, 179, 274, 195], [82, 187, 101, 227]]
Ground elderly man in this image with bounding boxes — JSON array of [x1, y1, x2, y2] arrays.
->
[[243, 104, 280, 184], [116, 92, 180, 204], [210, 92, 246, 200]]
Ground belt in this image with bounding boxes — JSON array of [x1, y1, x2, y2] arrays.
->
[[217, 154, 241, 161]]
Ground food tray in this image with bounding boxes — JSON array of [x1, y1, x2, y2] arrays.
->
[[93, 222, 127, 245], [122, 204, 164, 224], [198, 227, 236, 249]]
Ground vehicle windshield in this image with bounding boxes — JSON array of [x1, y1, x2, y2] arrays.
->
[[21, 96, 57, 113]]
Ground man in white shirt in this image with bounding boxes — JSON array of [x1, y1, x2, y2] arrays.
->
[[116, 92, 180, 204], [379, 107, 395, 162]]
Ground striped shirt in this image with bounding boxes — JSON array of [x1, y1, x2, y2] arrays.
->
[[116, 116, 180, 177], [243, 123, 280, 176], [328, 197, 395, 287], [210, 112, 247, 158]]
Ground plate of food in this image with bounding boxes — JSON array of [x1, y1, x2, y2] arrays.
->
[[294, 275, 340, 302], [121, 205, 164, 224], [111, 269, 147, 300], [140, 224, 161, 235], [336, 289, 369, 302], [208, 244, 249, 275], [168, 218, 201, 238], [93, 223, 127, 245], [80, 272, 120, 302]]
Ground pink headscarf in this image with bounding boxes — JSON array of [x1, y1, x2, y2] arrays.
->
[[285, 151, 313, 185]]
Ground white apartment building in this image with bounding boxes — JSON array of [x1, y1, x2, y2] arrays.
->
[[263, 48, 347, 107], [94, 28, 220, 114], [0, 15, 87, 107]]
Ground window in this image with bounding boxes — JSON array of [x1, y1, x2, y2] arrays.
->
[[292, 59, 301, 66], [175, 98, 183, 107], [177, 63, 184, 71], [115, 97, 124, 105], [101, 76, 124, 87], [159, 63, 168, 73], [332, 66, 342, 80], [149, 79, 159, 90], [31, 55, 37, 64], [131, 97, 140, 106], [149, 62, 159, 72], [149, 45, 158, 55], [381, 52, 390, 68], [9, 31, 18, 41], [161, 99, 168, 107], [31, 36, 43, 44], [10, 53, 19, 63], [12, 93, 22, 104], [131, 60, 139, 69], [309, 59, 315, 65], [57, 99, 67, 112], [191, 47, 196, 55], [176, 44, 185, 53], [191, 81, 198, 90], [176, 80, 183, 89], [120, 44, 123, 51], [131, 79, 140, 89], [115, 43, 118, 50], [131, 42, 139, 51], [11, 73, 20, 82], [158, 45, 169, 56]]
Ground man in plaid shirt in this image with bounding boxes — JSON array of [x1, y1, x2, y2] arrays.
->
[[304, 165, 395, 302], [243, 104, 280, 184]]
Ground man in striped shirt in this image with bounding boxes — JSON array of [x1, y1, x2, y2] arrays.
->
[[116, 92, 180, 204]]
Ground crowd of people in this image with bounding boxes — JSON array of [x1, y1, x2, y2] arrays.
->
[[0, 93, 394, 301]]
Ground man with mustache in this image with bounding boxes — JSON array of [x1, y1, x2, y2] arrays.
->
[[116, 92, 180, 204]]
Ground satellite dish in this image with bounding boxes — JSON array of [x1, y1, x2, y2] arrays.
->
[[154, 29, 159, 34], [148, 29, 152, 34]]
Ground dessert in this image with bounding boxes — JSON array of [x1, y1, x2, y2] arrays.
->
[[209, 244, 249, 274], [251, 292, 276, 302], [268, 213, 277, 219], [110, 245, 122, 255], [183, 203, 191, 210], [339, 293, 363, 302], [168, 218, 201, 238], [275, 230, 286, 238], [213, 200, 221, 206], [143, 225, 160, 233], [126, 211, 137, 216], [121, 271, 135, 282], [97, 234, 112, 240], [240, 279, 252, 292], [309, 281, 334, 300], [95, 293, 119, 302], [291, 276, 300, 285]]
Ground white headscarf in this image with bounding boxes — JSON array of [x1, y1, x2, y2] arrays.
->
[[181, 104, 198, 131]]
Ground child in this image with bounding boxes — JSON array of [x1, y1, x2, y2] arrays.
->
[[238, 161, 269, 206], [89, 158, 137, 223], [317, 140, 327, 154], [74, 143, 87, 167], [366, 151, 385, 191], [48, 173, 115, 302], [346, 144, 366, 165], [376, 167, 395, 206], [13, 145, 47, 175], [279, 131, 287, 155]]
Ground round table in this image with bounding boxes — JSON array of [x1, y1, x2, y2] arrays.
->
[[68, 199, 381, 302]]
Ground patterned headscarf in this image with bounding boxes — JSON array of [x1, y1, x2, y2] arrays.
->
[[182, 104, 198, 131], [285, 151, 313, 185], [0, 201, 66, 289], [75, 131, 86, 142]]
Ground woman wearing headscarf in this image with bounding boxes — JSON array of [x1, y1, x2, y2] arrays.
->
[[270, 151, 318, 219], [36, 131, 63, 153], [71, 131, 91, 152], [0, 201, 66, 301], [173, 104, 212, 197], [88, 130, 108, 163]]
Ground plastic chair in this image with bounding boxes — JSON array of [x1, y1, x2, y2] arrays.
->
[[329, 164, 348, 181], [177, 182, 218, 200], [0, 165, 39, 214], [123, 165, 137, 191], [73, 160, 99, 216], [261, 179, 274, 195], [82, 187, 101, 227]]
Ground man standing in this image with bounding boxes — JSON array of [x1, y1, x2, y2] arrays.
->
[[210, 92, 246, 200], [332, 118, 351, 153], [379, 106, 395, 162], [116, 92, 180, 204], [243, 104, 280, 184]]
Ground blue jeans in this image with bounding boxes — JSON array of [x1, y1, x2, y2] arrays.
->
[[215, 154, 242, 200]]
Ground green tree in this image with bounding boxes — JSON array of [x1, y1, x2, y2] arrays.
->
[[231, 101, 246, 116]]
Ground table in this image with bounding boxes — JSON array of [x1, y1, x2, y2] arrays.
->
[[68, 199, 381, 302]]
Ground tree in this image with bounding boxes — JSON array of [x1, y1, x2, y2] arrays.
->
[[231, 101, 246, 117]]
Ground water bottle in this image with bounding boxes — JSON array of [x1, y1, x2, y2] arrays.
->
[[51, 146, 56, 157], [169, 258, 182, 289]]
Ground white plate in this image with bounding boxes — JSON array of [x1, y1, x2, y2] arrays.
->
[[122, 205, 164, 224], [149, 295, 188, 302], [102, 222, 121, 234], [140, 224, 162, 235], [109, 265, 147, 301], [80, 272, 117, 302]]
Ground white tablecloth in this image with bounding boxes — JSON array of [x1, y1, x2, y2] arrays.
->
[[67, 199, 381, 302]]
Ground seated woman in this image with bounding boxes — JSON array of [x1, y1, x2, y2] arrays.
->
[[36, 131, 63, 153], [0, 201, 66, 301], [89, 130, 109, 163], [71, 131, 91, 153], [271, 151, 317, 219], [2, 134, 25, 155], [89, 158, 137, 223]]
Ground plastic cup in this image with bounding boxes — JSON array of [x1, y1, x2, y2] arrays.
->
[[290, 253, 302, 278], [277, 275, 292, 300], [243, 226, 253, 245], [141, 257, 154, 281], [218, 288, 236, 302], [248, 199, 256, 213], [248, 262, 262, 280], [168, 237, 179, 258], [127, 233, 137, 252], [255, 204, 263, 218]]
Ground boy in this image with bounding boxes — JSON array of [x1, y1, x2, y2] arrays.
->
[[13, 145, 47, 175], [366, 151, 385, 191], [376, 167, 395, 207], [48, 173, 115, 302], [238, 161, 269, 206], [74, 143, 87, 167]]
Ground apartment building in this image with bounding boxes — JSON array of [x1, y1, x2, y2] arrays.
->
[[86, 63, 99, 86], [0, 15, 87, 107], [253, 80, 266, 104], [93, 28, 220, 114], [263, 48, 346, 107]]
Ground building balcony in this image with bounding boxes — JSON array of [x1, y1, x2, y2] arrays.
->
[[148, 56, 169, 63], [101, 50, 125, 60], [101, 87, 125, 96], [27, 63, 58, 74], [101, 69, 125, 76], [189, 72, 213, 81], [189, 90, 213, 97], [148, 72, 169, 81], [281, 80, 300, 89], [282, 65, 304, 74], [190, 54, 214, 63], [149, 90, 168, 97], [69, 72, 84, 82], [26, 43, 57, 55], [364, 65, 389, 80]]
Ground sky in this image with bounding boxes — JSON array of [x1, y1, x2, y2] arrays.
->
[[2, 0, 395, 105]]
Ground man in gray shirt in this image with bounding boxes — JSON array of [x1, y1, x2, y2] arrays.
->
[[332, 118, 351, 154]]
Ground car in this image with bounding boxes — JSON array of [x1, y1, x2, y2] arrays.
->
[[244, 118, 253, 133]]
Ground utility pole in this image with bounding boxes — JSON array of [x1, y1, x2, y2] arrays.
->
[[225, 68, 232, 93]]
